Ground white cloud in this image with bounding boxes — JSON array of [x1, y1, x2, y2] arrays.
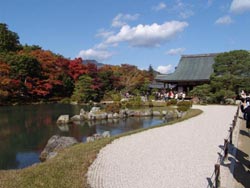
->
[[166, 48, 185, 55], [152, 2, 167, 11], [78, 49, 113, 61], [230, 0, 250, 13], [112, 13, 140, 28], [156, 65, 173, 74], [105, 21, 188, 47], [96, 29, 114, 38], [215, 15, 233, 25]]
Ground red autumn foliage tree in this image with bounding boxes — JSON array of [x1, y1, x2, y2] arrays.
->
[[68, 58, 87, 81], [0, 61, 11, 102]]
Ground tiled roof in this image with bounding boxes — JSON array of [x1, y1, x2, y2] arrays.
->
[[155, 53, 218, 82]]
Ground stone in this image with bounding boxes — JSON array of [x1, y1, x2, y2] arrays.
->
[[70, 115, 81, 121], [57, 124, 69, 132], [90, 107, 100, 113], [86, 136, 95, 142], [80, 109, 88, 120], [40, 135, 78, 162], [86, 131, 111, 143], [143, 109, 152, 116], [102, 131, 110, 138], [56, 115, 69, 124], [107, 113, 113, 119], [113, 113, 119, 118], [162, 110, 167, 115], [166, 111, 175, 119], [174, 109, 182, 118], [153, 111, 161, 116]]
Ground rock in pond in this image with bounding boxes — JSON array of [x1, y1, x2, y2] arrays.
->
[[56, 115, 70, 124], [40, 135, 78, 162]]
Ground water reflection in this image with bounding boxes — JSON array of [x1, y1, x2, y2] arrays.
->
[[16, 152, 40, 169], [0, 104, 167, 170]]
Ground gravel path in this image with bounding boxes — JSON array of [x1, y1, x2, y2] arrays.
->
[[87, 105, 237, 188]]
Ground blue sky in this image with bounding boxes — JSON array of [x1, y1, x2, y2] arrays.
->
[[0, 0, 250, 73]]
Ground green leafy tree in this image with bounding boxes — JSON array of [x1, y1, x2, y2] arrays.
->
[[212, 50, 250, 94], [0, 23, 21, 52], [8, 55, 42, 80], [71, 75, 97, 103], [189, 84, 211, 103], [148, 64, 154, 79]]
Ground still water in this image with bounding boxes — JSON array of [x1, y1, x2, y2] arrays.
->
[[0, 104, 165, 170]]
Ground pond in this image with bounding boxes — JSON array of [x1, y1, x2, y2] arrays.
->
[[0, 104, 168, 170]]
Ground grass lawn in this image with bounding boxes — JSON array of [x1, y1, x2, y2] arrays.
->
[[0, 108, 202, 188]]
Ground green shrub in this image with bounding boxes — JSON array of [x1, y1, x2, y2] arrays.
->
[[148, 95, 155, 101], [225, 98, 235, 105], [166, 99, 177, 106], [60, 98, 71, 104], [105, 102, 121, 113], [177, 100, 192, 107], [121, 96, 143, 108], [103, 91, 121, 102], [177, 100, 192, 112], [129, 96, 143, 107]]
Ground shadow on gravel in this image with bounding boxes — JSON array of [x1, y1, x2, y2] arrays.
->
[[207, 143, 250, 188], [228, 148, 250, 188], [240, 130, 250, 138]]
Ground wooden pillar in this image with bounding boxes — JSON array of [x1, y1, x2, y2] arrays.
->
[[229, 127, 233, 144], [214, 164, 220, 188], [224, 139, 228, 159]]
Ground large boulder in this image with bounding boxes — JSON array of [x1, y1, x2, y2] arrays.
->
[[70, 115, 81, 121], [153, 111, 161, 116], [57, 124, 69, 132], [56, 115, 69, 124], [80, 109, 88, 120], [40, 135, 78, 162], [90, 107, 100, 113]]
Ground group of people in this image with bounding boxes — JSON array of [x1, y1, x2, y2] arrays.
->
[[154, 90, 186, 101], [240, 90, 250, 133]]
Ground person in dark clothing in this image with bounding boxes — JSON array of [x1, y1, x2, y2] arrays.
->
[[244, 104, 250, 133]]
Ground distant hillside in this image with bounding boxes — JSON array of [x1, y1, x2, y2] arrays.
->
[[82, 60, 105, 68]]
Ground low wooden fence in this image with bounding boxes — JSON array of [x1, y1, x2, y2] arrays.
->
[[207, 105, 239, 188]]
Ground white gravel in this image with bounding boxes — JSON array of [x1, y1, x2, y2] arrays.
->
[[87, 105, 237, 188]]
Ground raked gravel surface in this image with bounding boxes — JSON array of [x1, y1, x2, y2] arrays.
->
[[87, 105, 237, 188]]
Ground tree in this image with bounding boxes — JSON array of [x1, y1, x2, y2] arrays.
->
[[189, 84, 211, 103], [71, 75, 97, 103], [212, 50, 250, 94], [117, 64, 150, 94], [0, 61, 11, 103], [8, 54, 42, 80], [148, 64, 154, 80], [68, 58, 87, 81], [0, 23, 21, 52]]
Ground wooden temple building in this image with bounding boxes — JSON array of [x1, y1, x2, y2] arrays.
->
[[154, 53, 218, 94]]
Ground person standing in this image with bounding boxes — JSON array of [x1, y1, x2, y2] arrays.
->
[[244, 102, 250, 133]]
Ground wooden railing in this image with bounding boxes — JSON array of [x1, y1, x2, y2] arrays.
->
[[207, 105, 239, 188]]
